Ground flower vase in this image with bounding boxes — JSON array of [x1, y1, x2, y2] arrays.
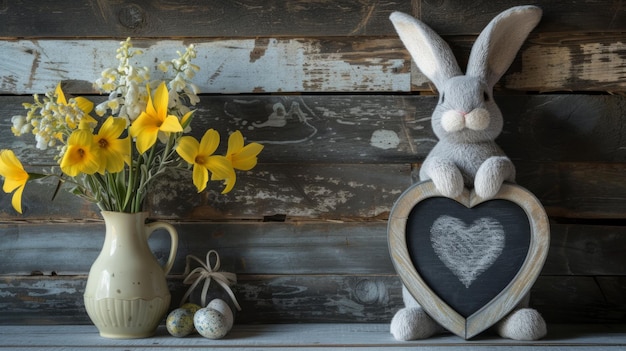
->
[[83, 211, 178, 339]]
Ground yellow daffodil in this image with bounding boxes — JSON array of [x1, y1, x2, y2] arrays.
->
[[225, 130, 264, 171], [60, 129, 100, 177], [208, 131, 264, 194], [94, 117, 131, 174], [0, 150, 29, 214], [129, 82, 183, 154], [176, 129, 234, 193], [55, 83, 97, 129], [55, 83, 93, 112]]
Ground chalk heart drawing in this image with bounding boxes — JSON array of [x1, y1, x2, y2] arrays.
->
[[430, 215, 505, 288]]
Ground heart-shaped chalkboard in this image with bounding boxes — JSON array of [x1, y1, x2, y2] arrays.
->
[[388, 181, 549, 339]]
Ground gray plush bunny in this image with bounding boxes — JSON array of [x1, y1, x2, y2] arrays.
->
[[389, 6, 547, 340]]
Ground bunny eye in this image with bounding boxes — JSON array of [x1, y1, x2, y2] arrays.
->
[[483, 91, 490, 102], [440, 93, 445, 103]]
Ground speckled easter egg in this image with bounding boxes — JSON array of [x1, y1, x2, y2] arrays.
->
[[193, 307, 230, 339], [207, 299, 234, 330], [166, 308, 195, 337]]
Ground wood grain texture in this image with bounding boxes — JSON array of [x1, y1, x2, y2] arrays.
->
[[2, 1, 624, 37], [0, 221, 624, 277], [2, 93, 625, 221], [0, 222, 394, 276], [1, 324, 625, 350], [420, 0, 626, 34], [0, 0, 410, 38], [2, 95, 625, 165], [0, 275, 623, 325], [4, 162, 626, 221], [1, 37, 626, 94], [0, 39, 408, 95], [0, 163, 411, 220], [0, 0, 625, 329], [414, 35, 626, 92]]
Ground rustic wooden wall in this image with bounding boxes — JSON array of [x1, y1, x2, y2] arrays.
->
[[1, 0, 625, 325]]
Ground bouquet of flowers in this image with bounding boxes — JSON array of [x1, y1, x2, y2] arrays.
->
[[0, 38, 263, 214]]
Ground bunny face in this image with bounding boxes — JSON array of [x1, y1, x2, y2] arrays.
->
[[431, 76, 503, 144]]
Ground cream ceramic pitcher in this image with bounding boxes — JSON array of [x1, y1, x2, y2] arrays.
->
[[83, 211, 178, 338]]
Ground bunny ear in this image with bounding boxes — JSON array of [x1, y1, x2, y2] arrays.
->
[[466, 6, 542, 87], [390, 11, 462, 89]]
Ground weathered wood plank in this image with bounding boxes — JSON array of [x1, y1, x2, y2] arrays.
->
[[0, 39, 408, 95], [516, 162, 626, 219], [531, 276, 626, 324], [0, 222, 392, 276], [2, 1, 625, 38], [0, 275, 623, 324], [3, 161, 626, 221], [0, 163, 411, 220], [410, 35, 626, 92], [1, 221, 624, 277], [3, 93, 624, 220], [1, 38, 626, 94], [542, 225, 626, 276], [420, 0, 626, 34], [502, 34, 626, 93], [0, 0, 410, 38], [2, 95, 625, 165]]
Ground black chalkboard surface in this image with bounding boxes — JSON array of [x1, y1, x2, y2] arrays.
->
[[407, 197, 530, 317], [387, 181, 550, 339]]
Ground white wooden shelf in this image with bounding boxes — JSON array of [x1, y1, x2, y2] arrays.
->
[[1, 324, 625, 350]]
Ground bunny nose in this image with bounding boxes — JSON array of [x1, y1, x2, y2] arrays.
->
[[441, 108, 490, 132], [441, 110, 465, 132], [465, 108, 490, 130]]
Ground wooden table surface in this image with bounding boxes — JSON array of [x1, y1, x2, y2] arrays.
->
[[1, 324, 625, 350]]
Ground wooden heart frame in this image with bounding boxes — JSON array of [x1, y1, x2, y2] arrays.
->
[[388, 181, 550, 339]]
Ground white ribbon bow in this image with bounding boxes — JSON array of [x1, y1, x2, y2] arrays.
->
[[180, 250, 241, 311]]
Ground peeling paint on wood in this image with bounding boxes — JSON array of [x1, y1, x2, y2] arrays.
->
[[0, 39, 409, 94], [506, 41, 626, 91], [3, 38, 626, 95]]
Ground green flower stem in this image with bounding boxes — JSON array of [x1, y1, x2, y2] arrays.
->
[[106, 172, 122, 212], [122, 150, 137, 212]]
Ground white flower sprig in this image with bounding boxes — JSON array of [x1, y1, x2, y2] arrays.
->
[[93, 38, 200, 125]]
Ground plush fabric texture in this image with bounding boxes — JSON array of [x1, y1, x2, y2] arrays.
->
[[390, 287, 447, 340], [390, 307, 441, 341], [495, 308, 548, 341], [389, 5, 545, 341]]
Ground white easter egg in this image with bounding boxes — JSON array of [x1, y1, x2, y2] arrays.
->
[[207, 299, 234, 330], [193, 307, 230, 339], [166, 308, 195, 337]]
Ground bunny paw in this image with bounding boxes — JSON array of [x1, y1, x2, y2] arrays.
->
[[474, 156, 514, 199], [390, 307, 442, 340], [474, 175, 502, 199], [426, 162, 464, 198], [496, 308, 547, 340]]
